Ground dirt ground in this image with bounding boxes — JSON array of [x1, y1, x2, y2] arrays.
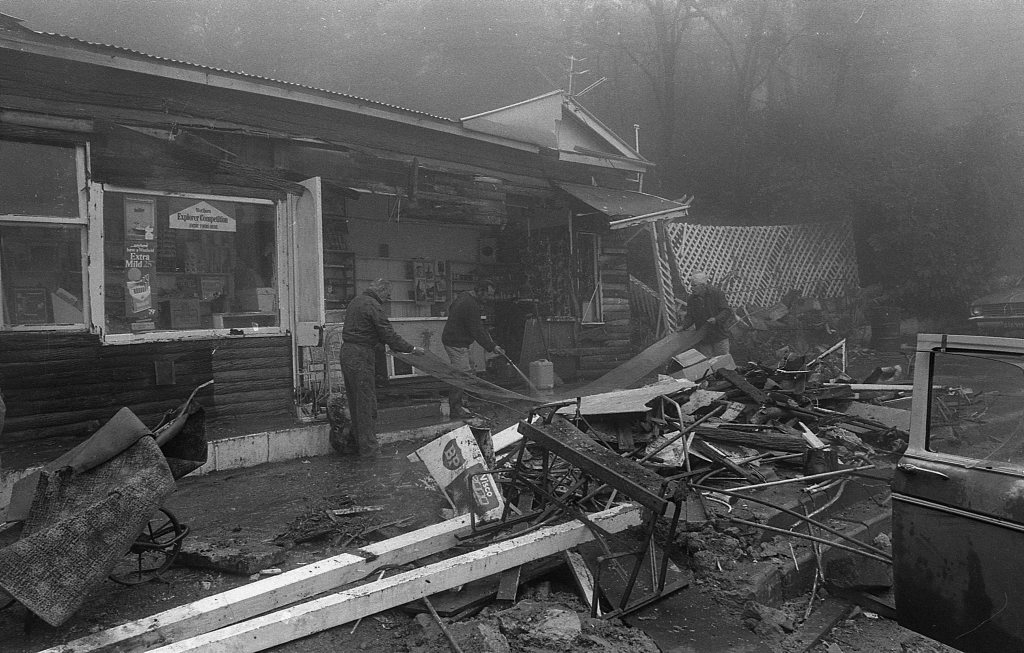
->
[[0, 344, 926, 652], [809, 609, 957, 653]]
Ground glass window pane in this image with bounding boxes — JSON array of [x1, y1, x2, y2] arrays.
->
[[1, 224, 85, 326], [103, 193, 278, 334], [0, 141, 79, 217], [927, 351, 1024, 466]]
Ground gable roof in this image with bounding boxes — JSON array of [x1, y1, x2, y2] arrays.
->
[[461, 91, 652, 172]]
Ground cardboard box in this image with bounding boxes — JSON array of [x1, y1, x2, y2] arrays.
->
[[160, 299, 202, 329], [236, 287, 276, 312]]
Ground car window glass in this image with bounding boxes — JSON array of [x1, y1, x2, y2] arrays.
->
[[927, 351, 1024, 467]]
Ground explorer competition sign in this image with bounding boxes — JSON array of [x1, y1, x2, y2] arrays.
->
[[169, 201, 236, 232]]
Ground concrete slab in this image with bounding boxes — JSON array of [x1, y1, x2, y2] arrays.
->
[[267, 424, 332, 462], [212, 433, 269, 472]]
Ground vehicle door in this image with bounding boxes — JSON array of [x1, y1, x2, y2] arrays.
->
[[893, 333, 1024, 652]]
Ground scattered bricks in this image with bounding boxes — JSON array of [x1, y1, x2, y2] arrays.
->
[[175, 536, 288, 576]]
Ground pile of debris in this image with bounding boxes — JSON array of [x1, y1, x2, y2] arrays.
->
[[52, 345, 915, 653], [275, 496, 413, 548], [388, 343, 909, 637]]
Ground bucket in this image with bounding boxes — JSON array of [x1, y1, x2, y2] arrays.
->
[[869, 306, 902, 351], [529, 359, 554, 392]]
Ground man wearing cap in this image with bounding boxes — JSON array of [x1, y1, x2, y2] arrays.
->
[[442, 280, 505, 418], [680, 271, 734, 356], [340, 278, 424, 457]]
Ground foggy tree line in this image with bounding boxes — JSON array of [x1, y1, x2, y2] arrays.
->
[[5, 0, 1024, 317]]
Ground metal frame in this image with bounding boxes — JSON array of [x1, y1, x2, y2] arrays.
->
[[472, 410, 686, 618]]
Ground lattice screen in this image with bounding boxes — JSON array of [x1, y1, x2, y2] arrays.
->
[[653, 223, 679, 334], [663, 222, 860, 308]]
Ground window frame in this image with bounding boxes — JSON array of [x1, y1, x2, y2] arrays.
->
[[0, 142, 90, 331], [93, 184, 289, 344], [921, 349, 1024, 474]]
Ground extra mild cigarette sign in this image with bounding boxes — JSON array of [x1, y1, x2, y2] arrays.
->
[[169, 201, 236, 232], [414, 425, 504, 522]]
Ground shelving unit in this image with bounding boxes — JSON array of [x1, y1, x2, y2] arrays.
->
[[324, 250, 355, 311], [323, 219, 356, 311]]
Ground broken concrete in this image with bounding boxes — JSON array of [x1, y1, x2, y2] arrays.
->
[[176, 536, 290, 576]]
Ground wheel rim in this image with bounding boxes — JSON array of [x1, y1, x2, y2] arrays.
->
[[109, 507, 187, 586]]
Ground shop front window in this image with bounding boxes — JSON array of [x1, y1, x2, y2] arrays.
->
[[0, 225, 85, 326], [103, 192, 278, 334], [0, 140, 79, 217], [1, 140, 86, 329]]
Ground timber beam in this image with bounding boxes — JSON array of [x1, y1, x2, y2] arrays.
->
[[147, 504, 641, 653], [44, 515, 477, 653]]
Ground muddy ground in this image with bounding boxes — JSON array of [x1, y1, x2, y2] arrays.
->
[[0, 345, 934, 652]]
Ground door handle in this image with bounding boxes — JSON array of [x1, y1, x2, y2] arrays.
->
[[897, 462, 950, 479]]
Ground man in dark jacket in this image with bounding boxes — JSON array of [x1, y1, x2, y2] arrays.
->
[[340, 279, 423, 456], [442, 280, 504, 418], [679, 271, 734, 356]]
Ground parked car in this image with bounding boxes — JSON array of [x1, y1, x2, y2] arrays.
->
[[968, 287, 1024, 335], [894, 334, 1024, 652]]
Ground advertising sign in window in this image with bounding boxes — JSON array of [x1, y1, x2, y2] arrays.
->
[[102, 192, 276, 334]]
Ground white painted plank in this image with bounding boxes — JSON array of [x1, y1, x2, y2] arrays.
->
[[555, 378, 695, 416], [43, 515, 476, 653], [842, 401, 912, 431], [149, 504, 641, 653]]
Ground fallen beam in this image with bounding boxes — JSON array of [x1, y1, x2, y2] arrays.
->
[[146, 504, 641, 653], [44, 515, 477, 653]]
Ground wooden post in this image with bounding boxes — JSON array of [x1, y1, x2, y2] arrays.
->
[[146, 505, 641, 653]]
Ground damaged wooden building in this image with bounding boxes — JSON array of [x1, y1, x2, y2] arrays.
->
[[0, 13, 693, 441]]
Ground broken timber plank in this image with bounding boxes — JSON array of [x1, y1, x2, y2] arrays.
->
[[520, 417, 668, 514], [691, 439, 764, 483], [564, 549, 601, 615], [420, 555, 563, 616], [840, 402, 911, 431], [575, 327, 706, 396], [332, 505, 385, 516], [42, 515, 477, 653], [495, 492, 535, 603], [692, 426, 809, 453], [718, 368, 769, 405], [145, 504, 642, 653]]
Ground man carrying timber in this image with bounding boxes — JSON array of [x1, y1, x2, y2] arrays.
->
[[679, 271, 734, 357], [442, 279, 505, 418], [340, 279, 424, 457]]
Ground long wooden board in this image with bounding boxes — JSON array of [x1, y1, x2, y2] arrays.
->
[[43, 515, 476, 653], [574, 327, 706, 396], [147, 505, 641, 653]]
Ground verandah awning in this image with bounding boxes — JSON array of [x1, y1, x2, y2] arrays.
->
[[557, 182, 691, 230]]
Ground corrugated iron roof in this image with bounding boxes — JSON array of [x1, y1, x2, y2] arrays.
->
[[1, 19, 457, 125]]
